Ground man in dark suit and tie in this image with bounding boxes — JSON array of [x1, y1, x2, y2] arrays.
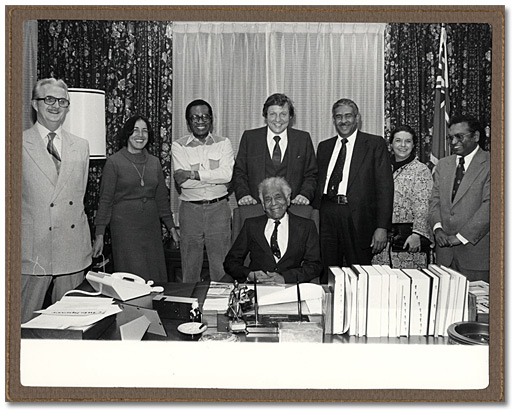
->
[[22, 78, 92, 323], [224, 177, 322, 284], [232, 93, 318, 206], [429, 115, 490, 282], [313, 98, 394, 281]]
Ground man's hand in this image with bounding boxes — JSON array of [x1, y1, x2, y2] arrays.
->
[[238, 195, 258, 206], [447, 235, 462, 247], [173, 169, 191, 185], [291, 194, 310, 205], [434, 228, 451, 247], [403, 233, 421, 253], [370, 227, 387, 254], [92, 235, 104, 258], [170, 227, 180, 249], [247, 271, 284, 285]]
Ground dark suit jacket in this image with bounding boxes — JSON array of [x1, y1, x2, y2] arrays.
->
[[232, 126, 318, 202], [313, 131, 394, 248], [428, 147, 490, 270], [224, 212, 322, 283]]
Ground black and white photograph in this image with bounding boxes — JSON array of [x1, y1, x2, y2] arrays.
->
[[5, 3, 505, 404]]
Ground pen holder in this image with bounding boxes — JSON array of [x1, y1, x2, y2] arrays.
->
[[278, 321, 323, 343]]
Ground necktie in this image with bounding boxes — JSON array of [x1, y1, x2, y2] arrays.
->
[[47, 132, 61, 173], [327, 138, 348, 196], [272, 136, 282, 167], [452, 156, 465, 201], [270, 220, 281, 259]]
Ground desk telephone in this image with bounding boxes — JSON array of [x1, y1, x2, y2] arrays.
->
[[86, 271, 164, 301]]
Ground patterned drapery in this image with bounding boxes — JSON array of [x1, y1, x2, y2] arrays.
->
[[384, 23, 492, 163], [37, 20, 174, 235], [36, 21, 492, 235]]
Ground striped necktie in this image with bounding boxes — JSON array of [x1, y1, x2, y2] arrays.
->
[[327, 138, 348, 196], [47, 132, 61, 173]]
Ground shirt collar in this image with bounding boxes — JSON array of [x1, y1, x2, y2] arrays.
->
[[186, 132, 215, 146], [35, 121, 63, 140], [337, 128, 358, 146], [268, 212, 288, 225], [267, 127, 288, 142], [458, 145, 479, 167]]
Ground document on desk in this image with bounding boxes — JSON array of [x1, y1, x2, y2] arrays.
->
[[257, 283, 323, 315], [21, 297, 121, 330]]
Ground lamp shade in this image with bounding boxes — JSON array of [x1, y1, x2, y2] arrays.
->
[[62, 88, 106, 159]]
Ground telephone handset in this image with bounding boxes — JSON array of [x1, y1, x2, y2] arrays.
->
[[86, 271, 163, 301]]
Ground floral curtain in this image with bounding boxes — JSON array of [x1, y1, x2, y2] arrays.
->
[[36, 21, 493, 234], [384, 23, 492, 163], [37, 20, 174, 236]]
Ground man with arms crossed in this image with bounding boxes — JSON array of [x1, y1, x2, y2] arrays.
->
[[172, 99, 235, 282]]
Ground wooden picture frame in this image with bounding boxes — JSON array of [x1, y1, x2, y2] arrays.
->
[[5, 4, 505, 403]]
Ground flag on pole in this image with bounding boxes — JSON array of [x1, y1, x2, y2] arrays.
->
[[430, 24, 450, 167]]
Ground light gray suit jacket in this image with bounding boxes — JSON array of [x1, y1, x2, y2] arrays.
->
[[22, 124, 92, 275], [428, 147, 490, 271]]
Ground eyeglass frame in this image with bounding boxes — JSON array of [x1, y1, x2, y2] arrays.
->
[[35, 96, 70, 108], [447, 131, 475, 142], [189, 114, 212, 123]]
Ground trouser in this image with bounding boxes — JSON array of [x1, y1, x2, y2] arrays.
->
[[21, 270, 85, 323], [319, 199, 372, 283], [449, 258, 490, 283], [179, 199, 231, 283]]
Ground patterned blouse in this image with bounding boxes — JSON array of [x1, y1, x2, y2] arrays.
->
[[373, 158, 434, 269]]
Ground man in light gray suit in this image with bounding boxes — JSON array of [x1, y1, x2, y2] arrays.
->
[[22, 78, 92, 323], [429, 114, 490, 282]]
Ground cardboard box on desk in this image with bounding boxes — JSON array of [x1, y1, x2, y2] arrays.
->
[[21, 315, 116, 340]]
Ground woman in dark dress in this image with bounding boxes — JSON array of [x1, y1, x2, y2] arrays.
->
[[93, 115, 180, 282]]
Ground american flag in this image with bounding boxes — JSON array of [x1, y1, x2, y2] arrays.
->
[[430, 24, 450, 167]]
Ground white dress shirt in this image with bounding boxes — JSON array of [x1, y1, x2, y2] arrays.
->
[[264, 213, 289, 261], [266, 128, 288, 161], [323, 130, 358, 195], [433, 144, 480, 244], [35, 121, 63, 157]]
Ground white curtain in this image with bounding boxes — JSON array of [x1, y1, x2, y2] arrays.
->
[[170, 21, 385, 212]]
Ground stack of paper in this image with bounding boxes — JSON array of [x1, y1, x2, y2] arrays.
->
[[21, 296, 121, 331]]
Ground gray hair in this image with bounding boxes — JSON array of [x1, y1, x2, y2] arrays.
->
[[332, 98, 359, 116], [258, 177, 292, 202], [32, 78, 69, 100]]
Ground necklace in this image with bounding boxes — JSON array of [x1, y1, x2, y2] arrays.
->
[[131, 162, 146, 186]]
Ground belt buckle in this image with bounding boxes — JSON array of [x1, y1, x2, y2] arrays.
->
[[337, 195, 348, 205]]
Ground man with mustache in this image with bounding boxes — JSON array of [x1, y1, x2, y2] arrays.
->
[[313, 98, 394, 282], [428, 114, 490, 282], [172, 99, 235, 282], [21, 78, 92, 323]]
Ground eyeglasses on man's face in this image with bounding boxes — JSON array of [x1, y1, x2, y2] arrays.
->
[[189, 114, 212, 123], [35, 96, 70, 108], [447, 132, 474, 142]]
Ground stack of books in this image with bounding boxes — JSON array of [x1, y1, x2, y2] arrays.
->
[[327, 264, 471, 338], [468, 280, 489, 323], [201, 282, 233, 328]]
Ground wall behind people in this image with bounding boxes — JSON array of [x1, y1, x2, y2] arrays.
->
[[28, 20, 492, 231]]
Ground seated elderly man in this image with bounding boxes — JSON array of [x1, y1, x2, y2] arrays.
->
[[224, 177, 322, 284]]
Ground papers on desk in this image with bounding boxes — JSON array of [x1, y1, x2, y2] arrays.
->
[[256, 283, 323, 315], [22, 296, 121, 330]]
